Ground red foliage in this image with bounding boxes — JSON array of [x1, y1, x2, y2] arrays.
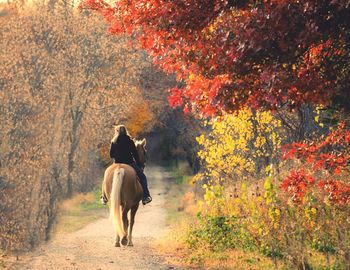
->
[[282, 122, 350, 175], [82, 0, 350, 115], [167, 88, 183, 107], [82, 0, 350, 208], [281, 122, 350, 205], [280, 169, 315, 203], [318, 179, 350, 206]]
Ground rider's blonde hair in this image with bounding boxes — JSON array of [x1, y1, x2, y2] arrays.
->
[[111, 124, 129, 143]]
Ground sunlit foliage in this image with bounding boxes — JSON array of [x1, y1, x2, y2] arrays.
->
[[85, 0, 350, 116], [0, 2, 161, 251], [196, 108, 282, 181]]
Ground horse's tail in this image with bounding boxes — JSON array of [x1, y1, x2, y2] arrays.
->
[[110, 168, 126, 240]]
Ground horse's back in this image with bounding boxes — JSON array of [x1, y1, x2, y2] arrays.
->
[[103, 163, 142, 206], [104, 163, 136, 179]]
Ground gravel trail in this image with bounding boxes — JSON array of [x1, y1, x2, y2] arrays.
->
[[6, 166, 180, 270]]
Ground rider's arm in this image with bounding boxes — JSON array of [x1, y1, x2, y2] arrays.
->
[[110, 142, 116, 159]]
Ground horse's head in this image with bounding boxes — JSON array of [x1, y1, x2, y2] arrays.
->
[[135, 138, 147, 169]]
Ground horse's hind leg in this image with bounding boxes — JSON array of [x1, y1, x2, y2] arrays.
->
[[121, 209, 129, 246], [115, 235, 120, 247], [128, 204, 139, 246]]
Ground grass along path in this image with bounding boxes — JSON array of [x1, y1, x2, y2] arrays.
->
[[53, 189, 106, 234], [2, 165, 184, 270]]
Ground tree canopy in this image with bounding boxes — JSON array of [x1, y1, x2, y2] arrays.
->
[[84, 0, 350, 116]]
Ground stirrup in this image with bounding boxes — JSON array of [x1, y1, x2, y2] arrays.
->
[[142, 196, 152, 205], [100, 196, 107, 205]]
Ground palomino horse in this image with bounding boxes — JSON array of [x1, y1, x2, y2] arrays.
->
[[101, 139, 147, 247]]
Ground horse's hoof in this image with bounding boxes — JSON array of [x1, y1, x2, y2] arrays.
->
[[121, 236, 128, 246], [115, 241, 121, 247], [127, 242, 134, 247]]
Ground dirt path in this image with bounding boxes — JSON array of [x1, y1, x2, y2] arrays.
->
[[7, 166, 180, 270]]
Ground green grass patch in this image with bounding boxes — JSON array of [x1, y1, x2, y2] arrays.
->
[[53, 188, 108, 234], [163, 161, 194, 224], [77, 188, 106, 211], [165, 160, 193, 184], [158, 164, 277, 269]]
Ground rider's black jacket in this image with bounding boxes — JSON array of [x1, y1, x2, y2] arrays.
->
[[110, 134, 141, 166]]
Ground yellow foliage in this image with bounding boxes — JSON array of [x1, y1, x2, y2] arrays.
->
[[315, 104, 325, 127], [196, 108, 282, 180]]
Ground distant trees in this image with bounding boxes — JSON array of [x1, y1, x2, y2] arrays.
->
[[0, 2, 166, 251], [85, 0, 350, 185], [84, 1, 350, 268]]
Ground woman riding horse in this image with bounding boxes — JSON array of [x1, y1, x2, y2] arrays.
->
[[102, 125, 152, 205], [101, 136, 148, 247]]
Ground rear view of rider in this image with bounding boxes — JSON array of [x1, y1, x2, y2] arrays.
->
[[106, 125, 152, 205]]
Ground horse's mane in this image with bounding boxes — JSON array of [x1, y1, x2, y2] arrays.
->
[[134, 139, 146, 147], [134, 140, 143, 146]]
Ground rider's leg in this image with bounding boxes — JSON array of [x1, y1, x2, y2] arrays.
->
[[130, 163, 151, 199]]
